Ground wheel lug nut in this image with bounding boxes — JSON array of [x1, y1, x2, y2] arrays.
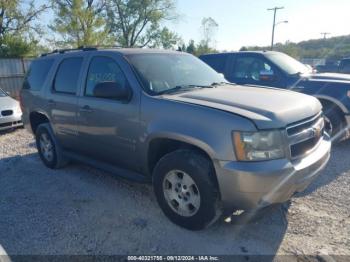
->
[[183, 185, 187, 189]]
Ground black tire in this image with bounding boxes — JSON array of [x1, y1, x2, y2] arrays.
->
[[153, 149, 222, 230], [35, 123, 68, 169], [323, 104, 345, 142]]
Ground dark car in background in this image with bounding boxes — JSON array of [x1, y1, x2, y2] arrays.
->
[[200, 51, 350, 141]]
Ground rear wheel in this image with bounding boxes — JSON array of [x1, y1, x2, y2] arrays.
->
[[35, 123, 68, 169], [153, 150, 222, 230]]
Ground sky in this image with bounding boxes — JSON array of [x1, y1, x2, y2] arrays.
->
[[165, 0, 350, 51], [37, 0, 350, 51]]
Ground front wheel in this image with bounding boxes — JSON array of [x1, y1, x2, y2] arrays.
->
[[323, 105, 345, 142], [153, 150, 222, 230]]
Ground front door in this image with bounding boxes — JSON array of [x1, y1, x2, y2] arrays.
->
[[227, 55, 282, 88], [76, 55, 140, 170]]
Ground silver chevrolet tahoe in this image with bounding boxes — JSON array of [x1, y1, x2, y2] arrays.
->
[[20, 47, 331, 230]]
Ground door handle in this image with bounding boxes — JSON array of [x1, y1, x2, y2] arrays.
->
[[79, 105, 94, 113], [48, 99, 56, 106]]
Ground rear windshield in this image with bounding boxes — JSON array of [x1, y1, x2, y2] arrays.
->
[[23, 59, 54, 90], [265, 52, 309, 75]]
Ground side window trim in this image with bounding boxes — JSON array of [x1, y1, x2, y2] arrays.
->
[[52, 56, 84, 95], [84, 55, 131, 100]]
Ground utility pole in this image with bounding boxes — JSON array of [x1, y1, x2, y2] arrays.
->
[[267, 6, 284, 50], [320, 32, 330, 39]]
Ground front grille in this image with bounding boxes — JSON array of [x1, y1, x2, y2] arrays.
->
[[0, 121, 22, 128], [1, 110, 13, 116], [287, 113, 324, 159]]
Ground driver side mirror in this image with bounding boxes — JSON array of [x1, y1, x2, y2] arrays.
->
[[259, 70, 275, 82], [93, 82, 131, 101]]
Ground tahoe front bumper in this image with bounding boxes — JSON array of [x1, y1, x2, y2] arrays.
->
[[214, 136, 331, 211]]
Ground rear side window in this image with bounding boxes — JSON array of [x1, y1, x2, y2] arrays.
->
[[23, 59, 54, 90], [53, 57, 83, 94], [201, 55, 227, 73]]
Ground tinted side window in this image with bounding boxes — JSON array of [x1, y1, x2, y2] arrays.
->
[[201, 55, 227, 73], [23, 59, 54, 90], [233, 56, 273, 81], [54, 57, 83, 94], [339, 60, 350, 73], [85, 56, 127, 97]]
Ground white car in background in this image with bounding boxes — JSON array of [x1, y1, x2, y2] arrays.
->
[[0, 88, 22, 131]]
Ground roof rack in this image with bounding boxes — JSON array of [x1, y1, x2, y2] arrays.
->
[[41, 46, 98, 57], [40, 45, 130, 57]]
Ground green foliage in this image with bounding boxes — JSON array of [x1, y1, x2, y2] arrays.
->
[[244, 35, 350, 60], [0, 0, 48, 57], [186, 40, 196, 54], [181, 39, 217, 57], [50, 0, 113, 48], [107, 0, 179, 48], [156, 27, 181, 49]]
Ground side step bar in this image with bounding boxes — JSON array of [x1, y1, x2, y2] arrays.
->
[[63, 151, 150, 183]]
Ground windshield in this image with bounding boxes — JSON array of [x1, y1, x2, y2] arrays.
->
[[126, 53, 225, 95], [0, 88, 7, 97], [266, 52, 309, 75]]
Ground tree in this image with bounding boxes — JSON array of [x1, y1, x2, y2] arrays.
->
[[106, 0, 178, 47], [156, 27, 181, 49], [0, 0, 48, 57], [186, 39, 196, 54], [50, 0, 112, 48], [200, 17, 218, 48]]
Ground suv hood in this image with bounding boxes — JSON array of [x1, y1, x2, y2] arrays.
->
[[163, 85, 321, 129]]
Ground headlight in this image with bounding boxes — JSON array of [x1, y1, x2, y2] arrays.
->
[[233, 130, 285, 161]]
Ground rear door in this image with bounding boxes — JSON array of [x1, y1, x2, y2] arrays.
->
[[46, 56, 84, 150], [76, 54, 140, 170]]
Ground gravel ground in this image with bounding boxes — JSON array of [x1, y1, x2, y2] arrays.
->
[[0, 129, 349, 257]]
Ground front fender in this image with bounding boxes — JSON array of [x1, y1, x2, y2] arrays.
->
[[139, 94, 257, 173]]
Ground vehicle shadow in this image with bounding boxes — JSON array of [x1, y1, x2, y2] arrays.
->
[[0, 152, 288, 258], [295, 139, 350, 197]]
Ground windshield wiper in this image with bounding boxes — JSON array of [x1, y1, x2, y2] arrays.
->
[[210, 81, 234, 86], [158, 84, 215, 95]]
